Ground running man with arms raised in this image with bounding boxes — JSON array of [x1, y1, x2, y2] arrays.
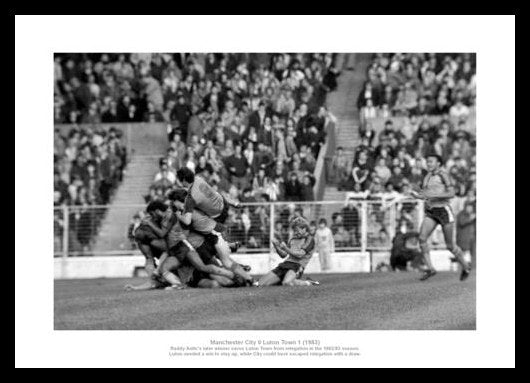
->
[[410, 154, 472, 281]]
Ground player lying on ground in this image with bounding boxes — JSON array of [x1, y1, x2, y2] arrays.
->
[[256, 217, 320, 287], [168, 188, 254, 285], [408, 153, 472, 281], [125, 201, 241, 290]]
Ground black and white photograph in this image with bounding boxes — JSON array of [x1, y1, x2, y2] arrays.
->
[[52, 51, 477, 330], [16, 14, 515, 368]]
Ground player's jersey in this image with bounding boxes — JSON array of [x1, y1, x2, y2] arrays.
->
[[185, 175, 225, 218], [161, 210, 188, 249], [422, 169, 453, 208], [285, 234, 316, 267], [134, 217, 159, 244]]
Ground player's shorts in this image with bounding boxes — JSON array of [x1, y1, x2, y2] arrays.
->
[[195, 240, 217, 264], [175, 263, 211, 288], [188, 269, 211, 288], [425, 206, 455, 226], [168, 240, 193, 262], [214, 197, 230, 224], [272, 261, 305, 280]]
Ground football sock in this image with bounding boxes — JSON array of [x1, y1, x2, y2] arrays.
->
[[162, 271, 182, 286]]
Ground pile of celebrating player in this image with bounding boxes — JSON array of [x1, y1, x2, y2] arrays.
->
[[125, 167, 319, 291]]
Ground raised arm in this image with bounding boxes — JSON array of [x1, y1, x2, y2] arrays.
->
[[352, 166, 361, 183], [177, 211, 193, 226], [279, 237, 315, 259], [279, 244, 306, 259], [178, 196, 195, 226], [224, 195, 241, 208], [272, 239, 289, 258]]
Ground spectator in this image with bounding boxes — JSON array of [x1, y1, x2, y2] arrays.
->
[[388, 166, 406, 191], [143, 102, 164, 122], [350, 151, 371, 191], [274, 221, 290, 244], [390, 230, 422, 271], [330, 212, 344, 234], [333, 225, 353, 248], [300, 174, 315, 201], [153, 158, 176, 185], [330, 146, 350, 190], [342, 198, 360, 246], [284, 172, 302, 201], [346, 183, 370, 200], [315, 218, 335, 271], [449, 99, 470, 119], [225, 143, 250, 190], [240, 187, 257, 205], [54, 172, 69, 204], [374, 157, 392, 185]]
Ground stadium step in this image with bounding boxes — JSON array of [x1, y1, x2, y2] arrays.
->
[[323, 53, 372, 203], [93, 153, 163, 253]]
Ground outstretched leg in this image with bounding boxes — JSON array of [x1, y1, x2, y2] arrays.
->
[[214, 236, 253, 283], [257, 271, 281, 287], [282, 271, 317, 286], [281, 270, 298, 286], [124, 279, 162, 291]]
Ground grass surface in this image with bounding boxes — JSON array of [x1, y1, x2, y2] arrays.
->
[[54, 272, 475, 330]]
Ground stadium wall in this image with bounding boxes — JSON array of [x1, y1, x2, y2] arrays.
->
[[53, 250, 456, 279]]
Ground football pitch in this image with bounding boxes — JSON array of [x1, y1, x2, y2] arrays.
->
[[54, 272, 476, 330]]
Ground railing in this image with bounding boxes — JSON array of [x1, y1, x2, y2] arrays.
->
[[53, 198, 459, 258]]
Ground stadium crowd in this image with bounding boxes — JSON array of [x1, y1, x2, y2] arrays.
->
[[136, 53, 340, 204], [53, 53, 340, 252], [357, 53, 476, 120]]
